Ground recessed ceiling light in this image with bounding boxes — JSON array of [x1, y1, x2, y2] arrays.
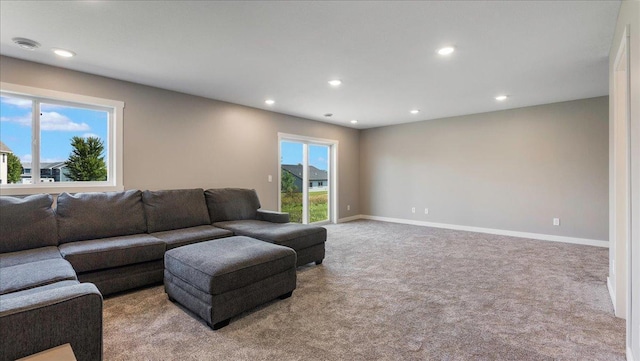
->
[[350, 120, 358, 124], [265, 99, 275, 105], [12, 37, 40, 51], [495, 95, 508, 101], [410, 109, 420, 114], [52, 48, 75, 57], [437, 46, 455, 55], [328, 79, 342, 87]]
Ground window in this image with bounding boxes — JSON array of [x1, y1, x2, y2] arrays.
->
[[0, 82, 124, 195]]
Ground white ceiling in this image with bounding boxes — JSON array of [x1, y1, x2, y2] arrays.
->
[[0, 1, 620, 129]]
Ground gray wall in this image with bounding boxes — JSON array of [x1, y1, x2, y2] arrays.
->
[[360, 97, 609, 241], [0, 56, 360, 218]]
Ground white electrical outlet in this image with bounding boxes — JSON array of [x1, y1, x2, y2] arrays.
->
[[268, 175, 272, 182], [553, 218, 560, 226], [411, 207, 416, 213], [424, 208, 429, 215], [347, 205, 351, 211]]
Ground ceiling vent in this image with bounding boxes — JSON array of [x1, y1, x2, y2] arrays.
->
[[12, 37, 40, 50], [324, 113, 333, 117]]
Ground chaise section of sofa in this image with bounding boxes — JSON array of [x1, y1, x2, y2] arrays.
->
[[56, 190, 165, 295], [205, 188, 326, 266], [0, 193, 103, 361], [142, 188, 233, 249]]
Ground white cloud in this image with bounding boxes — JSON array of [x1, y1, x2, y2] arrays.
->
[[1, 112, 91, 131], [21, 154, 32, 162], [0, 96, 32, 108], [0, 115, 31, 126], [41, 112, 90, 131]]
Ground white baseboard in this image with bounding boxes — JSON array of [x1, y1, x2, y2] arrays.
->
[[628, 347, 635, 361], [347, 215, 609, 248], [337, 215, 363, 223], [607, 277, 616, 312]]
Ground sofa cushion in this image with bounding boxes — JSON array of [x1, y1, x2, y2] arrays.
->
[[205, 188, 261, 222], [0, 246, 62, 268], [143, 189, 211, 233], [164, 236, 296, 295], [213, 220, 327, 251], [0, 280, 80, 301], [0, 259, 77, 295], [0, 194, 58, 253], [58, 234, 165, 273], [256, 209, 290, 223], [57, 190, 147, 244], [151, 225, 233, 250]]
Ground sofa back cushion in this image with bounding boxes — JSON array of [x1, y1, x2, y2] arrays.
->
[[205, 188, 261, 222], [56, 190, 147, 243], [0, 194, 58, 253], [143, 188, 211, 233]]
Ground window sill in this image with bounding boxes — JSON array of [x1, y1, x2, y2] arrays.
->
[[0, 183, 124, 196]]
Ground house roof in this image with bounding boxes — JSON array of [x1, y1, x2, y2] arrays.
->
[[21, 162, 67, 169], [0, 141, 12, 153], [282, 164, 327, 181]]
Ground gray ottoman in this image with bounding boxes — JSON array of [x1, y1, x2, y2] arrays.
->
[[164, 236, 296, 330]]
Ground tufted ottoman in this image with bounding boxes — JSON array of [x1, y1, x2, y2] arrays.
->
[[164, 236, 297, 329]]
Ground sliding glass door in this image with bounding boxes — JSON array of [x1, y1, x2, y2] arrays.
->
[[279, 134, 336, 224], [307, 144, 330, 223]]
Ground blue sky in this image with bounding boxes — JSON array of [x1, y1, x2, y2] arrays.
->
[[281, 142, 329, 171], [0, 96, 108, 163]]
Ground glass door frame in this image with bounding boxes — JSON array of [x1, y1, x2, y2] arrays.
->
[[278, 132, 338, 225]]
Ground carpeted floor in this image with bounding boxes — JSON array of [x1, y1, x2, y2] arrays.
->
[[103, 220, 625, 360]]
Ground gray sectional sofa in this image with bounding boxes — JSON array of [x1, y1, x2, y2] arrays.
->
[[0, 188, 326, 361]]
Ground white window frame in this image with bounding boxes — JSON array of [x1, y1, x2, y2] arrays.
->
[[0, 82, 124, 195]]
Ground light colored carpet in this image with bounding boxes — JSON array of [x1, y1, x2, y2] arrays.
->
[[103, 220, 625, 360]]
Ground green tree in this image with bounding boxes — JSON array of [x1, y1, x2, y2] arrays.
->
[[280, 169, 301, 223], [281, 169, 298, 195], [6, 153, 23, 184], [64, 136, 107, 181]]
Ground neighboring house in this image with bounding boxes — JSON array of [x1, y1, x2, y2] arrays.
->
[[0, 141, 11, 185], [281, 164, 328, 192], [20, 161, 71, 183]]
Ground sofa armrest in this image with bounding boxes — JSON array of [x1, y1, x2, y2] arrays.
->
[[256, 209, 290, 223], [0, 283, 103, 361]]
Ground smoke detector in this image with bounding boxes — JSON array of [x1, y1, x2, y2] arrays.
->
[[12, 38, 40, 51]]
